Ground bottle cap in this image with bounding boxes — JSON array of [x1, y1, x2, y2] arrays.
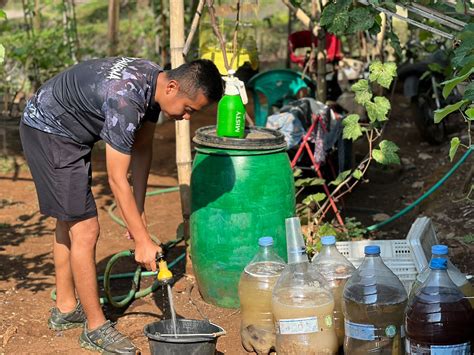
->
[[321, 235, 336, 245], [365, 245, 381, 255], [430, 258, 448, 270], [431, 244, 448, 255], [259, 236, 274, 247]]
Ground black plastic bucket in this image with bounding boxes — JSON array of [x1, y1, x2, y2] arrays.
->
[[144, 319, 226, 355]]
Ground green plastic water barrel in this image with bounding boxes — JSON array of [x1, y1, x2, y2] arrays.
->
[[190, 126, 295, 308]]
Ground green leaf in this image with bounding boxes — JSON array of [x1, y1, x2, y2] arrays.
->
[[348, 8, 374, 33], [463, 234, 474, 244], [321, 3, 350, 35], [441, 68, 474, 99], [317, 223, 338, 238], [386, 31, 402, 58], [351, 80, 372, 105], [303, 193, 326, 205], [434, 100, 469, 123], [0, 45, 4, 65], [0, 9, 6, 20], [293, 168, 302, 177], [455, 0, 465, 13], [295, 177, 326, 187], [342, 114, 363, 141], [465, 107, 474, 120], [352, 169, 363, 180], [366, 96, 390, 123], [369, 61, 397, 88], [372, 140, 400, 165], [329, 170, 352, 186], [449, 137, 460, 161], [464, 83, 474, 101], [452, 37, 474, 68]]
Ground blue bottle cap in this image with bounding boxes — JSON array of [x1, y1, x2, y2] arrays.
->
[[431, 245, 448, 255], [430, 258, 448, 270], [259, 237, 274, 247], [321, 236, 336, 245], [365, 245, 381, 255]]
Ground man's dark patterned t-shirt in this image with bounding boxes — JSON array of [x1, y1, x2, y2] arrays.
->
[[22, 57, 162, 154]]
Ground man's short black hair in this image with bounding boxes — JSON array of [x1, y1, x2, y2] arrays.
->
[[166, 59, 223, 103]]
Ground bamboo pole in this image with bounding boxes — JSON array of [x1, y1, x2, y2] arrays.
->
[[169, 0, 192, 261]]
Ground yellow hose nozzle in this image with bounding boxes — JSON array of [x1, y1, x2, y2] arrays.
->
[[157, 259, 173, 283]]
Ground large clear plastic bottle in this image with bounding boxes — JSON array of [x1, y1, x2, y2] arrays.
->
[[311, 235, 355, 349], [409, 244, 474, 306], [342, 245, 407, 355], [238, 237, 286, 354], [272, 247, 338, 354], [405, 258, 473, 354]]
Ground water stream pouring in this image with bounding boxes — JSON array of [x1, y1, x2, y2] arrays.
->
[[156, 257, 177, 338]]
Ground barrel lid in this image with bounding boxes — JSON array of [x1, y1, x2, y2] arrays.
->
[[193, 125, 287, 151]]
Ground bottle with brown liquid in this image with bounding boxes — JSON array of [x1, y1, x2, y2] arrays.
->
[[342, 245, 407, 355], [405, 257, 473, 354]]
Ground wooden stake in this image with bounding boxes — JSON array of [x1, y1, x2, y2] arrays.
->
[[170, 0, 193, 272]]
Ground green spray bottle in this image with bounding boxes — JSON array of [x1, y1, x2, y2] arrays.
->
[[216, 70, 248, 138]]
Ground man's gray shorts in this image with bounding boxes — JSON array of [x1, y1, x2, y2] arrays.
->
[[19, 121, 97, 222]]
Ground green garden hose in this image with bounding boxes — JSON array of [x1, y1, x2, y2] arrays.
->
[[367, 145, 473, 231], [51, 186, 186, 307]]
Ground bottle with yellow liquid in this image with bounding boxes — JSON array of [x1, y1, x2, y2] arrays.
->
[[272, 247, 338, 354], [409, 244, 473, 306], [216, 70, 248, 138], [311, 235, 355, 351], [238, 237, 286, 354]]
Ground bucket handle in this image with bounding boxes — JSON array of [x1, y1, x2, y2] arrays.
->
[[158, 330, 227, 338]]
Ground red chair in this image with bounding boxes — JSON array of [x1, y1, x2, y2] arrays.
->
[[288, 30, 343, 67]]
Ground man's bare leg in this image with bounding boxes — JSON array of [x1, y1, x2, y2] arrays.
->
[[54, 220, 77, 312], [69, 216, 106, 329]]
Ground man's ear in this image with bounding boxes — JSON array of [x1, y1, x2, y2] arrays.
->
[[165, 80, 180, 95]]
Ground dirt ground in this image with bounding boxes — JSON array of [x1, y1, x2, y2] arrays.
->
[[0, 91, 472, 354]]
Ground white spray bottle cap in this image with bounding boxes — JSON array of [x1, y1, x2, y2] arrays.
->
[[223, 69, 248, 105]]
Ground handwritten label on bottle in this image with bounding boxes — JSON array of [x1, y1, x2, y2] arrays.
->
[[345, 320, 375, 341], [278, 317, 318, 335]]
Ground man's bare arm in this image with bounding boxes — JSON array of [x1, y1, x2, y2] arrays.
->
[[105, 143, 161, 271]]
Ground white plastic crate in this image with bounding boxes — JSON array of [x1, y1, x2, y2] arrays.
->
[[406, 216, 439, 272], [335, 239, 418, 292]]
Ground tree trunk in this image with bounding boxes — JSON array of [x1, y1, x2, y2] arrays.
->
[[33, 0, 40, 31], [107, 0, 120, 56]]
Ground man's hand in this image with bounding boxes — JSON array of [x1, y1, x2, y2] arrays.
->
[[134, 237, 163, 272]]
